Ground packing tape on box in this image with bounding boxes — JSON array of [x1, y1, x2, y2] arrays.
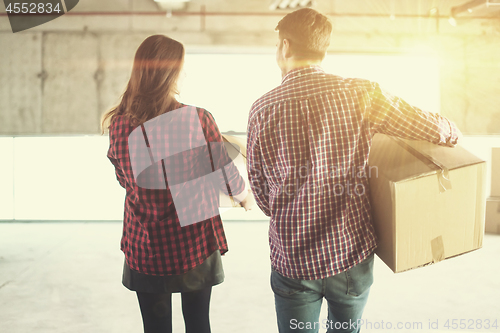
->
[[438, 169, 452, 193], [392, 138, 452, 193], [431, 236, 445, 263]]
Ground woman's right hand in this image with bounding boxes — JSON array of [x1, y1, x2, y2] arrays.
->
[[240, 190, 256, 211]]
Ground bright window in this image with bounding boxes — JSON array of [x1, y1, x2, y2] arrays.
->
[[179, 52, 441, 133]]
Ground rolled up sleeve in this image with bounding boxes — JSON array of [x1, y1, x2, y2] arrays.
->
[[365, 81, 462, 147]]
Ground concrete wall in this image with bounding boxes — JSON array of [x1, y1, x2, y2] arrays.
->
[[1, 0, 499, 134]]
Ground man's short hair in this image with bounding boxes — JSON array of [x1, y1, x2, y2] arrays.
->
[[275, 8, 332, 60]]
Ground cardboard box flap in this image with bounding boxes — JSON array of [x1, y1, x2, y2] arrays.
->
[[369, 134, 484, 183], [219, 134, 248, 208], [222, 134, 247, 159], [401, 137, 483, 170]]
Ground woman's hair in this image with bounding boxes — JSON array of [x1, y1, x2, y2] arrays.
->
[[275, 8, 332, 61], [101, 35, 185, 132]]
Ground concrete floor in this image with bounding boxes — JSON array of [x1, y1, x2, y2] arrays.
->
[[0, 221, 499, 333]]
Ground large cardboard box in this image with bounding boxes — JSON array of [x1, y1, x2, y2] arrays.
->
[[369, 134, 486, 273], [491, 148, 500, 196], [219, 135, 248, 208], [485, 197, 500, 235]]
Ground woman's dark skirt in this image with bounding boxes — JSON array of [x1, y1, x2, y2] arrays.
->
[[122, 250, 224, 293]]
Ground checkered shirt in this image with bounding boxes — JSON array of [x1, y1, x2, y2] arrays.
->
[[107, 104, 245, 276], [247, 66, 461, 280]]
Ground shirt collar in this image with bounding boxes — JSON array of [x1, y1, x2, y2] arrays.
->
[[281, 65, 325, 85]]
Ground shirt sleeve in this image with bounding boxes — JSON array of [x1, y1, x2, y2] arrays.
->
[[365, 81, 462, 147], [247, 115, 271, 217], [200, 110, 246, 197], [108, 156, 127, 188], [107, 125, 127, 189]]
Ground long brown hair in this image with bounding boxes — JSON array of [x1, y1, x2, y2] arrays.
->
[[101, 35, 185, 132]]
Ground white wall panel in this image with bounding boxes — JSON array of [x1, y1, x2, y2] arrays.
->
[[5, 134, 500, 221], [13, 136, 124, 220], [0, 138, 14, 220]]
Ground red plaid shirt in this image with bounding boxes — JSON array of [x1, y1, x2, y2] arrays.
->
[[107, 104, 245, 276], [247, 66, 461, 280]]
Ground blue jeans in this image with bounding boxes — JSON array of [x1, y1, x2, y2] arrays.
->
[[271, 253, 374, 333]]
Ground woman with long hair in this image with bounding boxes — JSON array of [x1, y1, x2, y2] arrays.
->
[[102, 35, 254, 333]]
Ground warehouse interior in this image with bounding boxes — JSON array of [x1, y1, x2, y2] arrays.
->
[[1, 0, 500, 332]]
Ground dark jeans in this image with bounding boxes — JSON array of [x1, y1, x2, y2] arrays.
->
[[136, 286, 212, 333], [271, 254, 374, 333]]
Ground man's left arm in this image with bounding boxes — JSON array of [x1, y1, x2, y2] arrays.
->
[[366, 81, 462, 147]]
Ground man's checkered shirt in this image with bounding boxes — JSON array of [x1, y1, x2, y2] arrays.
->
[[247, 66, 461, 280]]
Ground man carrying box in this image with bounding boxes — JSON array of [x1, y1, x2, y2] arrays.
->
[[246, 8, 462, 333]]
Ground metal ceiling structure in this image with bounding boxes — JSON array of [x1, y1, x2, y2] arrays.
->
[[149, 0, 500, 21], [268, 0, 315, 11], [3, 0, 497, 25], [154, 0, 189, 11]]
